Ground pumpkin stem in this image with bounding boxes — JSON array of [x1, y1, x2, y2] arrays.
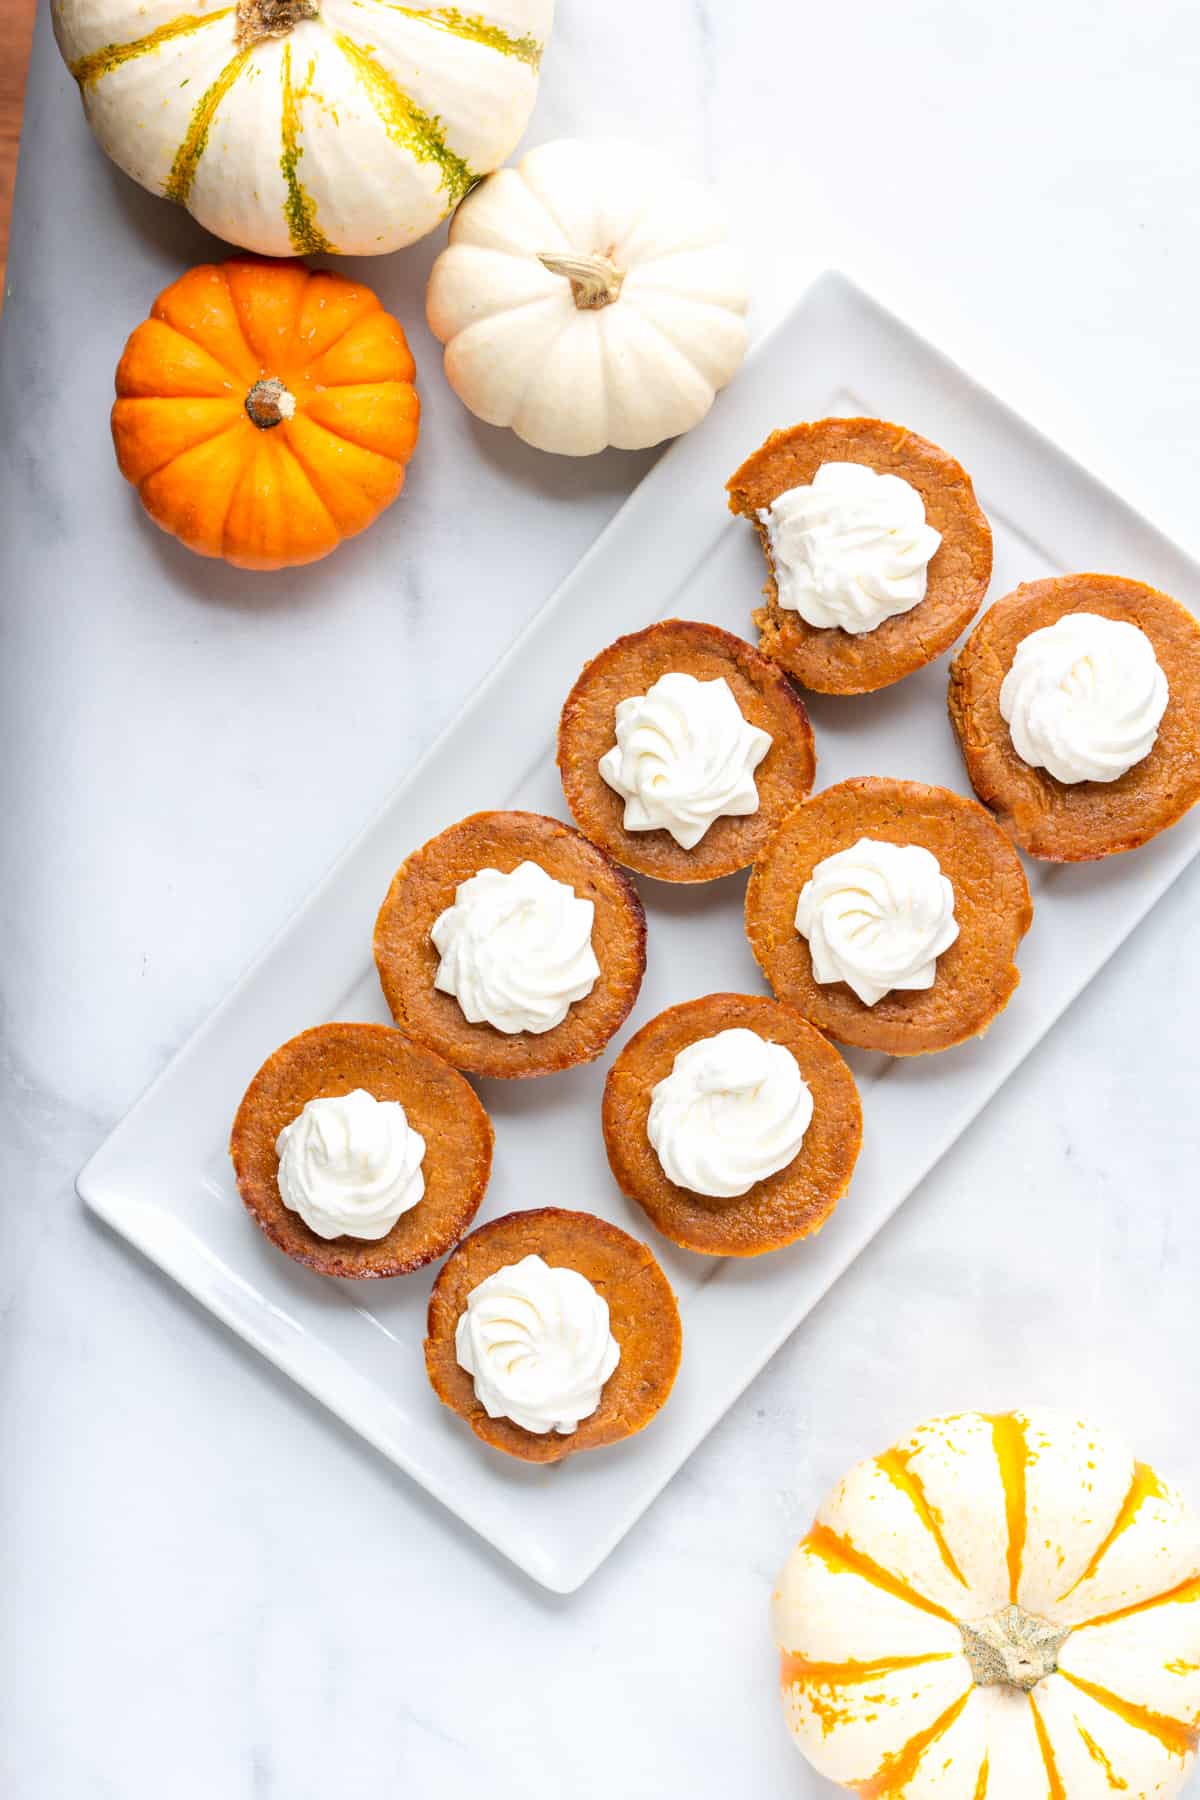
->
[[958, 1605, 1071, 1692], [245, 377, 296, 430], [538, 251, 625, 311], [236, 0, 318, 47]]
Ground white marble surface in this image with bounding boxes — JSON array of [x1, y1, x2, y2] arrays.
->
[[3, 3, 1200, 1793]]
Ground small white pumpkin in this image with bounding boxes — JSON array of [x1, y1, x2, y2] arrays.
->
[[774, 1409, 1200, 1796], [51, 0, 554, 256], [425, 138, 749, 454]]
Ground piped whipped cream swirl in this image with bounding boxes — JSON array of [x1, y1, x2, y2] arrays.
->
[[598, 671, 772, 850], [647, 1027, 813, 1198], [795, 838, 959, 1007], [275, 1089, 426, 1241], [999, 610, 1169, 784], [758, 462, 942, 635], [455, 1254, 620, 1435], [432, 861, 600, 1035]]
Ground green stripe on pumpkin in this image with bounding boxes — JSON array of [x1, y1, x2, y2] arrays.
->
[[359, 4, 542, 68], [333, 32, 475, 205], [70, 8, 236, 88], [163, 44, 253, 205], [279, 43, 334, 253]]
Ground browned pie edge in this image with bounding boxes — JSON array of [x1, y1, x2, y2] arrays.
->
[[556, 618, 816, 882], [373, 810, 647, 1078], [602, 992, 862, 1256], [744, 777, 1033, 1056], [948, 573, 1200, 861], [424, 1207, 682, 1463], [726, 417, 993, 694], [229, 1021, 493, 1278]]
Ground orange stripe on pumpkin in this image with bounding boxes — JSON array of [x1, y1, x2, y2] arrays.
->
[[1060, 1672, 1198, 1761], [1058, 1463, 1168, 1601], [163, 47, 253, 207], [69, 9, 234, 86], [781, 1650, 966, 1748], [279, 42, 332, 256], [851, 1690, 972, 1797], [803, 1524, 957, 1624], [1029, 1693, 1068, 1799], [364, 3, 544, 68], [986, 1413, 1031, 1604], [1076, 1722, 1130, 1790], [876, 1448, 970, 1590], [973, 1756, 990, 1798], [781, 1650, 955, 1689], [1074, 1574, 1200, 1634]]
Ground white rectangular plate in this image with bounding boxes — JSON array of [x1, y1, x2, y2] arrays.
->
[[79, 271, 1200, 1592]]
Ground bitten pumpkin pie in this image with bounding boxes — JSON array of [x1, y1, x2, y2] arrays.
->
[[745, 779, 1033, 1056], [603, 993, 862, 1256], [230, 1022, 493, 1278], [557, 619, 815, 882], [949, 573, 1200, 860], [727, 417, 993, 694], [425, 1208, 682, 1463], [374, 810, 646, 1079]]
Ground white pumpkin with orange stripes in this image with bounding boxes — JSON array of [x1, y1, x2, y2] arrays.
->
[[50, 0, 553, 256], [773, 1410, 1200, 1795]]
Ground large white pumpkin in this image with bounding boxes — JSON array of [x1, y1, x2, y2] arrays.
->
[[51, 0, 554, 255], [425, 138, 749, 454], [774, 1410, 1200, 1796]]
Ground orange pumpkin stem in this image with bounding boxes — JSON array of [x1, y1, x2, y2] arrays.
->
[[244, 377, 296, 430]]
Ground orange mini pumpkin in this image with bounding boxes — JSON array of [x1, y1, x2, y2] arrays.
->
[[112, 257, 420, 571]]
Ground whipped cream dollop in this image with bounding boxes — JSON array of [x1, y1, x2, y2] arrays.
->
[[597, 671, 772, 850], [998, 610, 1169, 784], [795, 838, 959, 1007], [455, 1254, 620, 1435], [647, 1027, 813, 1198], [431, 861, 600, 1035], [758, 462, 942, 635], [275, 1088, 426, 1240]]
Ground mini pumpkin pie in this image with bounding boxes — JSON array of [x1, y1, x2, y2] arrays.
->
[[230, 1022, 493, 1278], [557, 618, 816, 881], [603, 993, 862, 1256], [744, 779, 1032, 1055], [374, 810, 646, 1079], [424, 1207, 682, 1463], [726, 417, 993, 694], [949, 572, 1200, 861]]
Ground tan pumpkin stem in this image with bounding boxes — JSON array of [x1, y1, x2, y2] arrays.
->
[[236, 0, 318, 47], [959, 1604, 1071, 1692], [245, 377, 296, 430], [538, 251, 625, 310]]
